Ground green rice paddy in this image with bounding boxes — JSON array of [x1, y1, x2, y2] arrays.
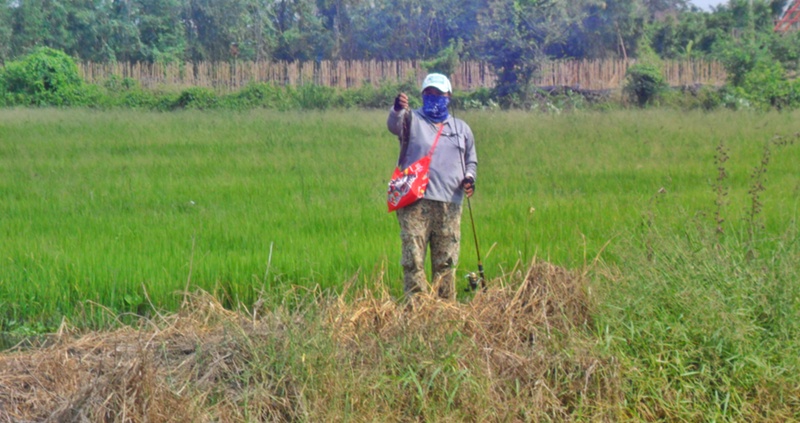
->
[[1, 108, 798, 331]]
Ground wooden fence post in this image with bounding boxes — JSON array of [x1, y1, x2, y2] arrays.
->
[[74, 59, 726, 92]]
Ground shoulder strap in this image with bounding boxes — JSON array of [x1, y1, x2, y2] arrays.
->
[[396, 112, 445, 164], [426, 124, 446, 158]]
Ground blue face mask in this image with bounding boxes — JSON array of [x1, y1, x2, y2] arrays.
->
[[422, 94, 450, 122]]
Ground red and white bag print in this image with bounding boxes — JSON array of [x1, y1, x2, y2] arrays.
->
[[387, 124, 445, 212]]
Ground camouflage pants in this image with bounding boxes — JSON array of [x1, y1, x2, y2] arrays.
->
[[396, 199, 462, 299]]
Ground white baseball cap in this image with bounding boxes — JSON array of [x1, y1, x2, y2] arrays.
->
[[421, 73, 452, 94]]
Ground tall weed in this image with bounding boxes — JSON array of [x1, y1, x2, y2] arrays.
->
[[593, 131, 800, 420]]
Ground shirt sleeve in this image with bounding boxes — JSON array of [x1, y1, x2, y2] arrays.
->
[[463, 125, 477, 180], [386, 107, 406, 137]]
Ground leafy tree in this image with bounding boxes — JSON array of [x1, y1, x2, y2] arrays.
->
[[240, 0, 278, 61], [565, 0, 648, 59], [649, 9, 710, 58], [0, 0, 11, 63], [346, 0, 480, 61], [732, 58, 799, 109], [0, 0, 796, 105], [73, 0, 118, 62], [421, 38, 464, 77], [770, 30, 800, 73], [7, 0, 116, 62], [181, 0, 276, 62], [641, 0, 688, 14], [316, 0, 354, 59], [185, 0, 267, 61], [9, 0, 50, 57], [479, 0, 600, 105], [348, 0, 432, 59], [270, 0, 330, 61], [136, 0, 186, 62]]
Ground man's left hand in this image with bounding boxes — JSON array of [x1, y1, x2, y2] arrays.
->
[[462, 176, 475, 198]]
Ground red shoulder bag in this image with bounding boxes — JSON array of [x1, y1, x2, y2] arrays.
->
[[386, 124, 445, 212]]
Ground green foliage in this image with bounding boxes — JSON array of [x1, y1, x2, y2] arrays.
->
[[479, 0, 596, 106], [4, 46, 796, 112], [0, 2, 10, 64], [593, 128, 800, 419], [173, 87, 219, 110], [295, 84, 337, 109], [222, 82, 288, 110], [114, 89, 179, 111], [103, 75, 140, 92], [41, 75, 431, 112], [0, 47, 85, 106], [717, 39, 800, 110], [597, 223, 800, 419], [717, 39, 767, 87], [770, 30, 800, 73], [421, 39, 464, 78], [337, 78, 419, 109], [459, 87, 499, 110], [89, 78, 178, 110], [567, 0, 648, 60], [623, 62, 667, 107], [661, 84, 724, 110], [732, 60, 800, 109], [1, 0, 795, 108]]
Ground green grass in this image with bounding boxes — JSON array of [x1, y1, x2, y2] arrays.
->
[[0, 108, 798, 331], [2, 108, 800, 420]]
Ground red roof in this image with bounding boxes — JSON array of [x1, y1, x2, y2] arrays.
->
[[775, 0, 800, 32]]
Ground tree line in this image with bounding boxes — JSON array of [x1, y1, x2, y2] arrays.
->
[[0, 0, 797, 65], [1, 0, 799, 109]]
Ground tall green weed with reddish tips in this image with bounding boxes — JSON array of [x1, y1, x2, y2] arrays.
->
[[713, 140, 729, 239], [741, 132, 799, 256], [593, 131, 800, 421]]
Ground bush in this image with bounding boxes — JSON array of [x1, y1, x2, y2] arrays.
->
[[172, 87, 219, 110], [718, 43, 763, 88], [661, 85, 723, 110], [622, 63, 667, 107], [296, 84, 336, 110], [116, 89, 177, 111], [336, 78, 418, 109], [338, 84, 377, 108], [623, 63, 667, 107], [222, 82, 287, 110], [732, 60, 800, 110], [0, 47, 85, 106], [459, 87, 498, 110], [103, 75, 140, 92]]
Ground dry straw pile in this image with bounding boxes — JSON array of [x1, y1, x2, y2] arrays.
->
[[0, 261, 620, 422]]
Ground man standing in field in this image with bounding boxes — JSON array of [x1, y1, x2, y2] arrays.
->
[[387, 73, 477, 299]]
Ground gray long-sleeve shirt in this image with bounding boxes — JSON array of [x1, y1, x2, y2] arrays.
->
[[387, 108, 477, 205]]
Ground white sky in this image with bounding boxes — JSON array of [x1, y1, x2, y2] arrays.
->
[[689, 0, 728, 11]]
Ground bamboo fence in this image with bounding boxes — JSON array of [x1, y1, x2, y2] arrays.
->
[[77, 59, 726, 92]]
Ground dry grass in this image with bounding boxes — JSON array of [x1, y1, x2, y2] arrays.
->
[[326, 261, 621, 421], [0, 260, 620, 422]]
